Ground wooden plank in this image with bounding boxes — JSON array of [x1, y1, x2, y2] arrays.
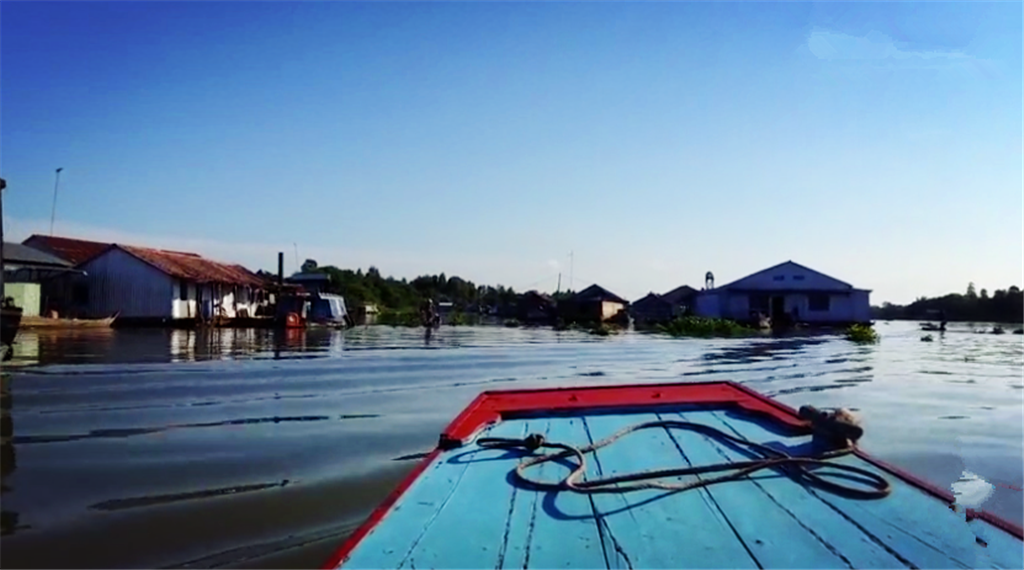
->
[[496, 419, 552, 570], [968, 519, 1024, 570], [393, 420, 534, 569], [341, 420, 523, 569], [693, 409, 911, 568], [515, 416, 608, 569], [710, 409, 992, 569], [666, 409, 860, 568], [581, 413, 760, 569]]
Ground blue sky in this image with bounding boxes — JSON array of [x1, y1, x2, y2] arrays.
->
[[2, 1, 1020, 304]]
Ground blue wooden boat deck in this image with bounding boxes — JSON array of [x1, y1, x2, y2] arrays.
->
[[336, 408, 1022, 569]]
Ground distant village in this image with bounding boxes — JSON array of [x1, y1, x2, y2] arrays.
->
[[2, 234, 876, 332]]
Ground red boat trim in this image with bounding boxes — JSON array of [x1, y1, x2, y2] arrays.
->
[[854, 450, 1024, 540], [321, 449, 442, 569], [438, 380, 810, 448], [322, 380, 1023, 568]]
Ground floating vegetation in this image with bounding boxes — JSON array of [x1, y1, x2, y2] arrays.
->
[[377, 309, 421, 327], [589, 323, 613, 336], [447, 311, 466, 326], [503, 318, 521, 328], [921, 334, 934, 342], [845, 324, 880, 344], [658, 317, 756, 338]]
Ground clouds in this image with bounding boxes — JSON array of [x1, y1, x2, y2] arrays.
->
[[804, 27, 980, 70]]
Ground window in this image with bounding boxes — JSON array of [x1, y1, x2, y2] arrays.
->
[[808, 294, 830, 312], [179, 280, 189, 301], [793, 275, 805, 281], [772, 275, 785, 281]]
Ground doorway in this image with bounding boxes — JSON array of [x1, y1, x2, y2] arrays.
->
[[771, 296, 785, 320]]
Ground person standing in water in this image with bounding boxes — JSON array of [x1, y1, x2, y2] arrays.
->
[[420, 298, 439, 328]]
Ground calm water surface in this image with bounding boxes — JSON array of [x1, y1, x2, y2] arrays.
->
[[1, 322, 1021, 568]]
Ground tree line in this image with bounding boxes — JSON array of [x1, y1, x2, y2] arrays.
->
[[872, 283, 1023, 323], [290, 261, 525, 313]]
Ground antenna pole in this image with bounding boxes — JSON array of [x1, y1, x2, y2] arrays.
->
[[50, 168, 63, 236]]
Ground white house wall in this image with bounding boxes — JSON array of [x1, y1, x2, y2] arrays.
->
[[850, 290, 871, 322], [696, 290, 871, 324], [173, 281, 261, 319], [694, 292, 721, 318], [78, 248, 175, 318]]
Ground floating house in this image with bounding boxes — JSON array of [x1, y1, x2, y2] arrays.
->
[[1, 242, 78, 317], [693, 261, 871, 326], [630, 293, 674, 324], [661, 284, 698, 312], [22, 235, 269, 323], [517, 291, 557, 323], [561, 284, 629, 324], [631, 284, 698, 325]]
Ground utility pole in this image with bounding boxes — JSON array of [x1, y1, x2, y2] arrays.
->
[[50, 168, 63, 236], [556, 273, 561, 294], [1, 177, 6, 298]]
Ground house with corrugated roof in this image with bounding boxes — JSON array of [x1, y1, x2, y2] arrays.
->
[[22, 235, 269, 322], [693, 261, 871, 326], [559, 284, 630, 324], [631, 284, 698, 325], [2, 242, 78, 317]]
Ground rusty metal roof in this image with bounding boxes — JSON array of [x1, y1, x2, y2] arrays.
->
[[21, 234, 265, 287], [119, 246, 265, 286], [22, 235, 109, 266], [3, 242, 75, 268]]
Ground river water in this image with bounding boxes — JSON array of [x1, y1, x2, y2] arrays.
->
[[1, 321, 1021, 568]]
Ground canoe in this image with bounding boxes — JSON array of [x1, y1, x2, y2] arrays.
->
[[324, 381, 1023, 569], [19, 314, 117, 329]]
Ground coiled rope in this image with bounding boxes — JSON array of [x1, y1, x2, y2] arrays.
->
[[476, 418, 890, 500]]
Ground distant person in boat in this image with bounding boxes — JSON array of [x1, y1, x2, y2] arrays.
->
[[939, 310, 947, 332]]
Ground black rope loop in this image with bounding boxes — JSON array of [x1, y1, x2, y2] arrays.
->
[[476, 419, 890, 500]]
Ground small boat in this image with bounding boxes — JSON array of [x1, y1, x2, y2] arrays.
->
[[325, 381, 1022, 569], [920, 322, 945, 332], [0, 301, 22, 344], [19, 313, 117, 329], [0, 300, 23, 358]]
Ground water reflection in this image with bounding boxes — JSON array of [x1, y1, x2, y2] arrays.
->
[[6, 328, 351, 367], [699, 336, 835, 364], [1, 374, 21, 536]]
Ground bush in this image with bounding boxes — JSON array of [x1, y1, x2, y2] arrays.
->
[[657, 316, 756, 338], [589, 323, 614, 336], [447, 311, 466, 326], [845, 324, 879, 344], [377, 309, 421, 327]]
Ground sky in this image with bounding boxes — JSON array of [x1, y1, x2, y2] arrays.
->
[[1, 1, 1020, 304]]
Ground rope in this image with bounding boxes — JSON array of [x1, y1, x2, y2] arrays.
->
[[476, 419, 890, 500]]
